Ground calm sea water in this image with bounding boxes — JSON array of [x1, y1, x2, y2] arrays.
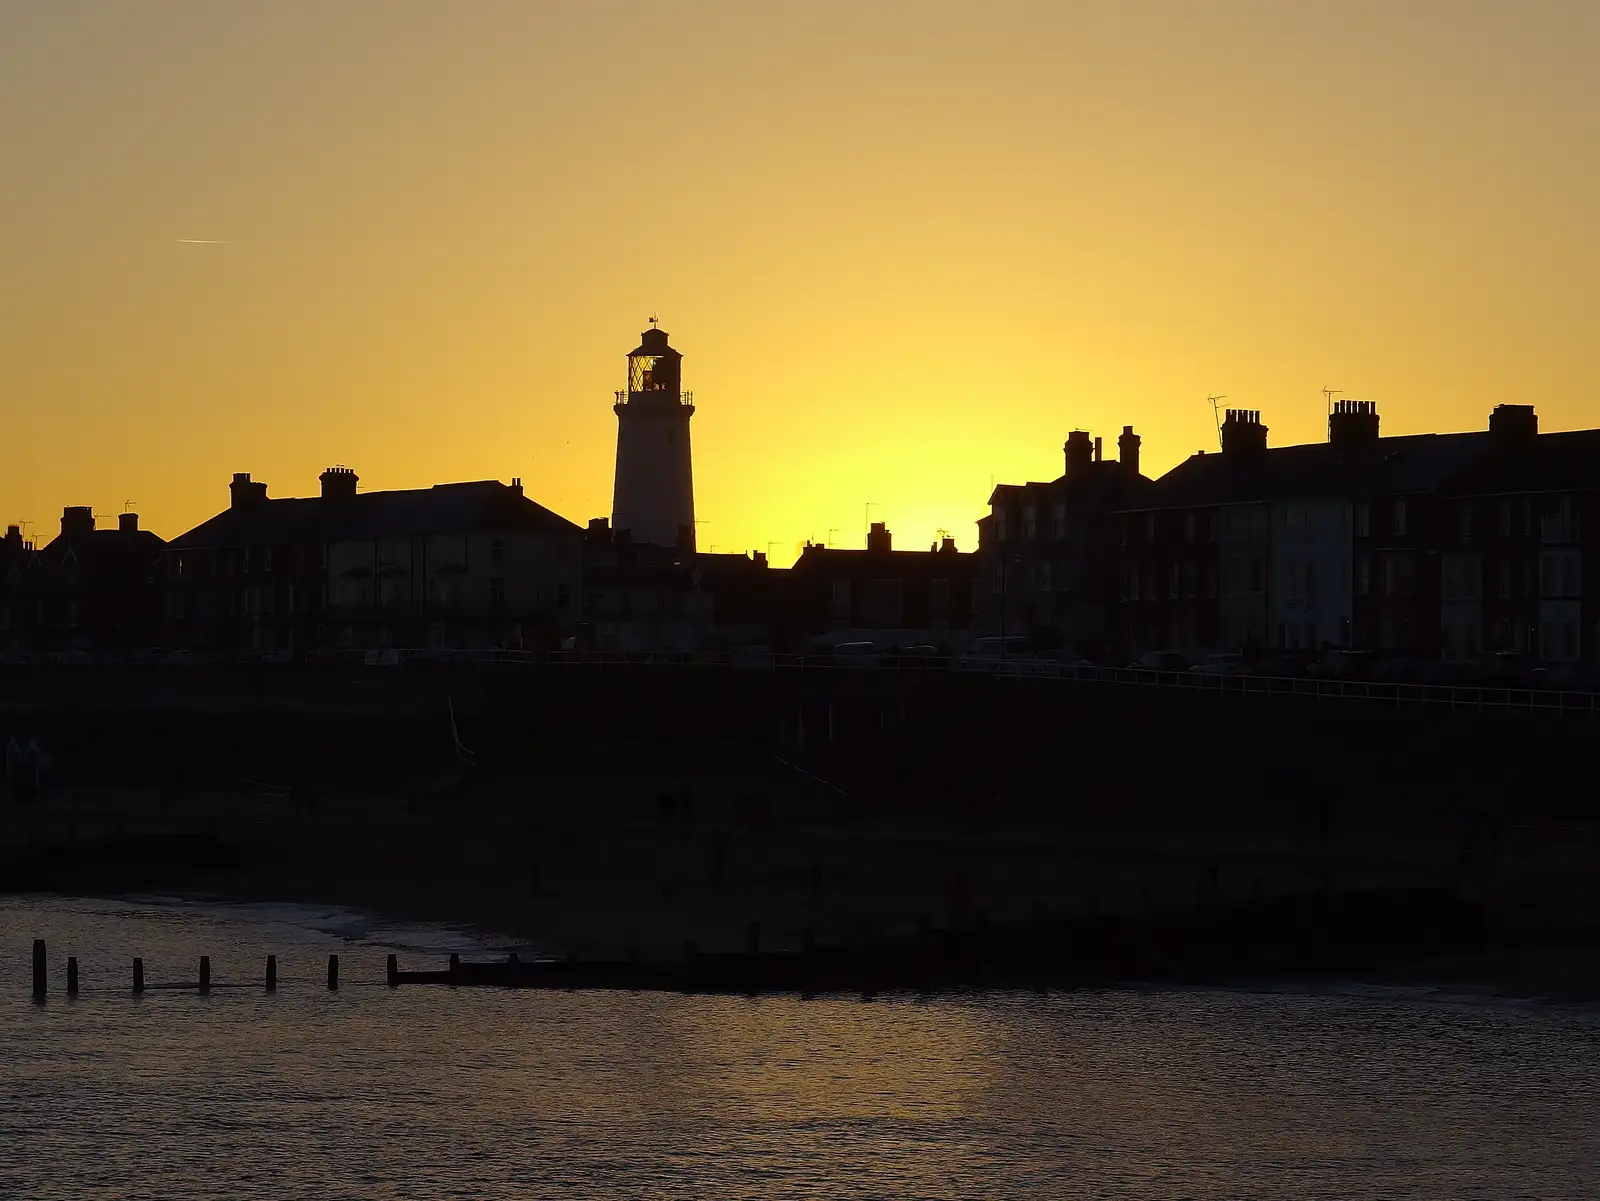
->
[[3, 896, 1597, 1200]]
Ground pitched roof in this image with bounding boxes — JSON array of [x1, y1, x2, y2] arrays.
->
[[1441, 429, 1600, 497], [169, 481, 581, 548], [1122, 432, 1491, 511], [988, 460, 1154, 509]]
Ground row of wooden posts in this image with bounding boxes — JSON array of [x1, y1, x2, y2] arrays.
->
[[27, 939, 428, 997]]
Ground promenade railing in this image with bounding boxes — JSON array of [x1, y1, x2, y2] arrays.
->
[[2, 647, 1595, 715]]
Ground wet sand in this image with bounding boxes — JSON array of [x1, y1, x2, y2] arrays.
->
[[5, 774, 1599, 1000]]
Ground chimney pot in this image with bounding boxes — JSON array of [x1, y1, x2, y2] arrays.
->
[[118, 512, 139, 533], [867, 522, 892, 554]]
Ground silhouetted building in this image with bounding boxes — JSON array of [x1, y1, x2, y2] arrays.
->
[[0, 524, 35, 650], [1439, 412, 1600, 665], [612, 324, 697, 550], [979, 425, 1152, 657], [1111, 403, 1588, 661], [2, 508, 165, 654], [577, 519, 769, 650], [776, 524, 978, 652], [164, 469, 584, 652]]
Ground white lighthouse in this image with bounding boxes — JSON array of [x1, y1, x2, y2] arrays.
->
[[611, 322, 696, 550]]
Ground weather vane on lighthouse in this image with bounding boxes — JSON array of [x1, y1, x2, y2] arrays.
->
[[648, 314, 659, 329]]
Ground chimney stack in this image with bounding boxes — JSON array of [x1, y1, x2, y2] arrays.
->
[[1220, 410, 1268, 458], [867, 522, 892, 554], [1093, 436, 1103, 462], [5, 524, 22, 548], [230, 472, 268, 510], [60, 506, 94, 540], [939, 535, 957, 553], [1118, 425, 1141, 476], [1328, 399, 1380, 446], [1488, 404, 1538, 450], [319, 466, 358, 500], [1064, 430, 1093, 477], [117, 512, 139, 534], [509, 477, 524, 497]]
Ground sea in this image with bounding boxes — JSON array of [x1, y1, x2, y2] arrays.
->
[[2, 894, 1597, 1200]]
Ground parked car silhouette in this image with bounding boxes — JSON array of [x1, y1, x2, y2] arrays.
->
[[1190, 653, 1243, 675]]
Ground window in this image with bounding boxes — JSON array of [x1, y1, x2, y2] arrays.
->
[[832, 579, 852, 617], [1356, 503, 1371, 538], [1522, 560, 1533, 598], [1499, 561, 1511, 599], [1168, 563, 1179, 598], [263, 547, 273, 571], [867, 579, 903, 625], [1383, 557, 1396, 596], [242, 547, 251, 573], [1249, 558, 1263, 593], [666, 430, 675, 446], [1023, 506, 1037, 540], [1119, 518, 1129, 547], [1144, 515, 1156, 542], [1464, 623, 1478, 658], [1562, 553, 1580, 597], [1306, 621, 1317, 648], [994, 513, 1007, 541], [1394, 500, 1408, 537], [1458, 505, 1472, 542], [1444, 558, 1460, 601], [1464, 560, 1479, 600], [1306, 562, 1317, 607], [557, 584, 570, 610], [1205, 562, 1217, 599], [489, 577, 505, 609], [1522, 501, 1534, 535], [1185, 513, 1196, 542], [1288, 560, 1301, 600], [1207, 513, 1218, 541], [931, 578, 951, 617], [1277, 622, 1287, 649], [537, 584, 553, 610], [1499, 502, 1511, 537], [1541, 554, 1556, 597], [1052, 503, 1066, 538], [1037, 562, 1052, 592], [1397, 554, 1415, 597], [491, 540, 505, 566], [1182, 560, 1197, 597]]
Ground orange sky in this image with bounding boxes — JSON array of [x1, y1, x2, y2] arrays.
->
[[2, 1, 1595, 562]]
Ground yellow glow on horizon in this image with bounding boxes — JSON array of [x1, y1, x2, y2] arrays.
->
[[2, 2, 1596, 564]]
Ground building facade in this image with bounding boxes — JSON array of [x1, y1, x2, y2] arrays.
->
[[164, 468, 584, 652], [980, 424, 1152, 658], [778, 524, 978, 652]]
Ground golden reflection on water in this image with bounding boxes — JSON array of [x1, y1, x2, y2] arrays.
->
[[5, 899, 1600, 1200]]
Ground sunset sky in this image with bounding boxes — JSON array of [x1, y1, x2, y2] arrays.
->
[[3, 1, 1595, 561]]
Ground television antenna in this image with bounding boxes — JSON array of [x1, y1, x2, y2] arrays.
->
[[123, 500, 136, 513], [827, 528, 841, 548], [1322, 386, 1343, 417], [1207, 395, 1228, 450]]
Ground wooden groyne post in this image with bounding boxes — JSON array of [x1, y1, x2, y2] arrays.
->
[[327, 954, 339, 991], [266, 955, 277, 992], [199, 956, 211, 995], [386, 953, 398, 987], [132, 958, 144, 995], [32, 939, 46, 999]]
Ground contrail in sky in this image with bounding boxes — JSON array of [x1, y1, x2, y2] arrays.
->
[[175, 239, 227, 244]]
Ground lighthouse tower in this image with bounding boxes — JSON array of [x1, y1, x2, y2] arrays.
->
[[611, 322, 696, 549]]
